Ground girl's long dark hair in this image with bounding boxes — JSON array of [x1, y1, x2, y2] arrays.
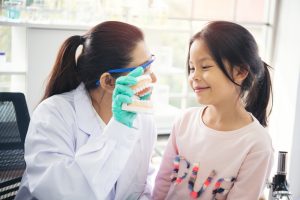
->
[[187, 21, 272, 127], [42, 21, 144, 100]]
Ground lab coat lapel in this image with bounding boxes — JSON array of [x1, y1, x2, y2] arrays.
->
[[114, 117, 143, 200], [74, 83, 100, 136]]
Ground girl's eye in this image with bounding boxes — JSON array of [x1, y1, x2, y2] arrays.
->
[[202, 66, 212, 70], [189, 67, 195, 73]]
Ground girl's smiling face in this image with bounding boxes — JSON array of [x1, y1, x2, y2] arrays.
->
[[188, 39, 240, 106]]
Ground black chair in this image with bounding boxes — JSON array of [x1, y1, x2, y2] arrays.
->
[[0, 92, 30, 200]]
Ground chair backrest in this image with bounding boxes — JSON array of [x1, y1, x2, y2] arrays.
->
[[0, 92, 30, 149], [0, 92, 30, 199]]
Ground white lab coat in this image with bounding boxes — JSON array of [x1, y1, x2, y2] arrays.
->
[[15, 83, 157, 200]]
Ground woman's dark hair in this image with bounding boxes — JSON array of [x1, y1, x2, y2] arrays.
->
[[187, 21, 272, 127], [42, 21, 144, 100]]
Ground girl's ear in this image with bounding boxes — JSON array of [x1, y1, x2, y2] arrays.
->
[[233, 66, 249, 85], [99, 72, 115, 94]]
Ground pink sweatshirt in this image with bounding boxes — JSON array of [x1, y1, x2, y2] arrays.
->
[[153, 107, 273, 200]]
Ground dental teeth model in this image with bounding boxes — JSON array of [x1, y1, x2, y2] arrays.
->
[[122, 74, 154, 114]]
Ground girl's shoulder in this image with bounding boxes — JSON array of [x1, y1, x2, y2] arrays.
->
[[171, 106, 203, 130], [240, 116, 273, 153], [179, 106, 204, 120]]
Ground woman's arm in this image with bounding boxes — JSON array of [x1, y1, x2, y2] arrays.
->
[[25, 102, 140, 200], [139, 117, 158, 199]]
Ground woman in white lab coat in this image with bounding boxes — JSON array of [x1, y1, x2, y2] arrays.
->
[[15, 21, 157, 200]]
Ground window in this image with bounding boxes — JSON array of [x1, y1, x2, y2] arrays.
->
[[0, 25, 13, 92], [0, 0, 276, 109]]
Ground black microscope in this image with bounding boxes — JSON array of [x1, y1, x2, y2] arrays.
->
[[268, 151, 293, 200]]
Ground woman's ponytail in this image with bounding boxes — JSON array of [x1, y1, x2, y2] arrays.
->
[[41, 21, 145, 101], [245, 62, 272, 127], [42, 35, 83, 100]]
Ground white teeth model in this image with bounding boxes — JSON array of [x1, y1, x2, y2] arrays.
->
[[122, 98, 154, 114], [122, 74, 154, 114]]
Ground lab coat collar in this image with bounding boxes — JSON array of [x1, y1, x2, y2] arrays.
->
[[74, 83, 100, 136]]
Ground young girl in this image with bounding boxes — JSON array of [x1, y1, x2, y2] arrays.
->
[[153, 21, 273, 200]]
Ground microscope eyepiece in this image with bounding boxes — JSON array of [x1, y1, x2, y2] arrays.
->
[[277, 151, 287, 175]]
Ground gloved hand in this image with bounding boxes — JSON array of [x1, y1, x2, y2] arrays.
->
[[112, 67, 144, 127]]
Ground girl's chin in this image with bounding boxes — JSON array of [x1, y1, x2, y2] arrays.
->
[[196, 97, 209, 105]]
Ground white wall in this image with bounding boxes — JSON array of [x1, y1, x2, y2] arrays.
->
[[270, 0, 300, 197], [27, 27, 85, 112], [290, 71, 300, 198]]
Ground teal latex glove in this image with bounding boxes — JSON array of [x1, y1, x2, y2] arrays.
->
[[112, 67, 144, 127]]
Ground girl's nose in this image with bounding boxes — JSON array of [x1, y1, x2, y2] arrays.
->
[[190, 70, 202, 81]]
